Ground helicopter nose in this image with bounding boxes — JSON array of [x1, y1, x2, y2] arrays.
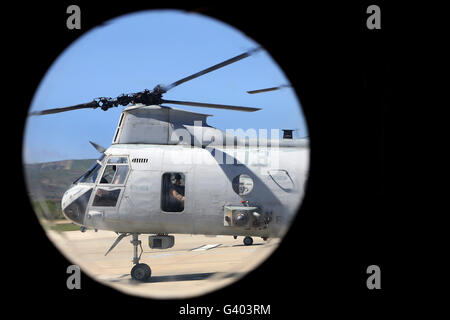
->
[[62, 186, 93, 225]]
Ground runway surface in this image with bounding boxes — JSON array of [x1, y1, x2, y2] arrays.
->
[[46, 229, 280, 299]]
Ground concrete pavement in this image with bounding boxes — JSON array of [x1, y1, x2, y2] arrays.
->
[[46, 229, 280, 299]]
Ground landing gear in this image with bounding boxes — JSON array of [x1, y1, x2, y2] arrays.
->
[[243, 236, 253, 246], [130, 233, 151, 281], [105, 233, 152, 281]]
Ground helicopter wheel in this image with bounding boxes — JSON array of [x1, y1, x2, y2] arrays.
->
[[131, 263, 151, 281], [243, 236, 253, 246]]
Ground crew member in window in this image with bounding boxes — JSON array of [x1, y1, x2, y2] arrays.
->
[[101, 165, 116, 184], [170, 174, 185, 204]]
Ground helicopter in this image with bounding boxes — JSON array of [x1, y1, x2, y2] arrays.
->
[[29, 47, 310, 281]]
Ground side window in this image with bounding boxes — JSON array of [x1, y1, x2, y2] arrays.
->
[[100, 165, 116, 184], [99, 157, 129, 185], [92, 189, 121, 207], [113, 166, 129, 184], [232, 174, 254, 195], [161, 173, 185, 212], [268, 169, 294, 191]]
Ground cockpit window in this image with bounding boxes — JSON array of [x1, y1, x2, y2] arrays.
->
[[79, 164, 101, 183], [99, 156, 129, 185], [92, 188, 121, 207], [100, 165, 116, 184], [113, 166, 128, 184], [107, 156, 128, 164], [75, 155, 105, 184]]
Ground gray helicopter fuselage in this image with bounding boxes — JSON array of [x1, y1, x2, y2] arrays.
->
[[62, 143, 309, 238], [60, 104, 309, 238]]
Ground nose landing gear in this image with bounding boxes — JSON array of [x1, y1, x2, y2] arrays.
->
[[105, 233, 151, 281], [130, 233, 151, 281]]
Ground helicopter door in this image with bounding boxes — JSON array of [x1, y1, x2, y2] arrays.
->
[[90, 156, 130, 221]]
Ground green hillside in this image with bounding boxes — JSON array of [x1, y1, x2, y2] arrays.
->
[[24, 159, 95, 200]]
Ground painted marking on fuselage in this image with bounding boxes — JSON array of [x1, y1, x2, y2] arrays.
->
[[191, 244, 222, 251]]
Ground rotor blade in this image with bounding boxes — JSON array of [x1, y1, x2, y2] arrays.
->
[[89, 141, 106, 154], [164, 47, 262, 91], [247, 84, 291, 94], [28, 101, 98, 116], [247, 87, 282, 94], [161, 99, 260, 112]]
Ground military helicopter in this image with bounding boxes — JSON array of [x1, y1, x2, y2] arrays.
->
[[29, 47, 310, 281]]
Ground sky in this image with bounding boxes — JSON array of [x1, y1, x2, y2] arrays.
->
[[23, 9, 308, 163]]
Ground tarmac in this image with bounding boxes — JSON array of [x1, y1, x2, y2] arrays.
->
[[46, 229, 280, 299]]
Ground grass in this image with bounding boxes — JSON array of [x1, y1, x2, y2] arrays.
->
[[47, 223, 81, 232], [40, 219, 81, 232]]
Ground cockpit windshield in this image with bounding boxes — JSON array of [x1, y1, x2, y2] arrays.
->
[[74, 155, 105, 184]]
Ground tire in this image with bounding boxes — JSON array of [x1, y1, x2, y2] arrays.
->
[[243, 236, 253, 246], [131, 263, 151, 281]]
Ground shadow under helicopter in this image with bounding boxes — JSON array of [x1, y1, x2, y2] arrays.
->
[[231, 243, 264, 247], [117, 272, 242, 284]]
